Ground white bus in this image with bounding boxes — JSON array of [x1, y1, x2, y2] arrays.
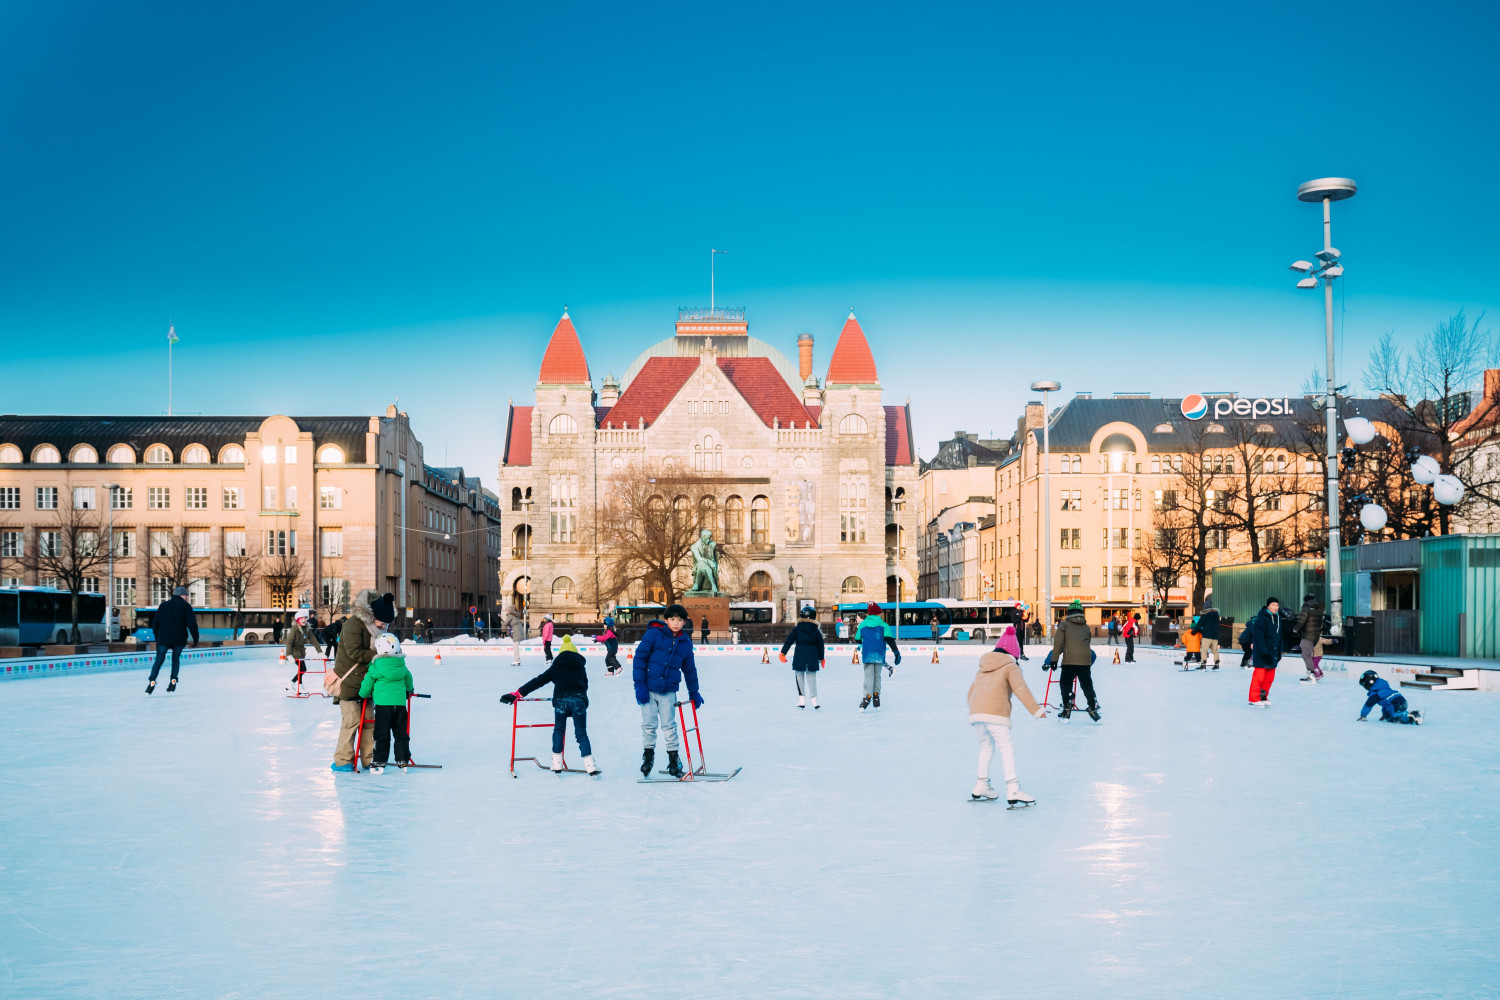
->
[[929, 599, 1023, 642]]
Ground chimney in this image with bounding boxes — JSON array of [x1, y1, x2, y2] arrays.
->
[[1024, 402, 1045, 430], [797, 332, 814, 381], [599, 374, 620, 407], [802, 375, 821, 408], [385, 403, 398, 418], [1486, 368, 1500, 403]]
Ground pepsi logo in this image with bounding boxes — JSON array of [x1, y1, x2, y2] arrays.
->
[[1180, 394, 1209, 420]]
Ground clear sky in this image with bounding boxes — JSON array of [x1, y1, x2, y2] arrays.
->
[[3, 1, 1496, 479]]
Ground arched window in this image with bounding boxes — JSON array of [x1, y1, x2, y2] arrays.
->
[[750, 495, 770, 545], [220, 445, 245, 464], [33, 445, 60, 463], [647, 495, 666, 521], [70, 444, 98, 463], [551, 576, 575, 601], [317, 445, 344, 463], [747, 571, 773, 602], [108, 445, 135, 463], [839, 413, 868, 435], [841, 575, 866, 596], [182, 444, 210, 464], [549, 413, 578, 434], [0, 444, 20, 463], [724, 496, 744, 544], [145, 445, 172, 464], [698, 496, 719, 534], [511, 524, 531, 558], [511, 487, 523, 511]]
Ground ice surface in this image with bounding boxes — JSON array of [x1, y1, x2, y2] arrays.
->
[[2, 647, 1498, 999]]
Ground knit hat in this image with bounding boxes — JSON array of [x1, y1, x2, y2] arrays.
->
[[1068, 599, 1084, 611], [560, 634, 579, 654], [994, 626, 1021, 658], [294, 608, 309, 622], [1265, 596, 1281, 607], [370, 592, 397, 624], [172, 586, 187, 597], [664, 604, 688, 620], [866, 602, 882, 615]]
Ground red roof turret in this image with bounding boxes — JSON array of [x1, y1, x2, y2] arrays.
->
[[826, 311, 878, 384], [538, 311, 591, 384]]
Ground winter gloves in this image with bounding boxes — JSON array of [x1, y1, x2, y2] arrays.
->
[[691, 692, 704, 709], [779, 652, 787, 663], [500, 691, 521, 705], [635, 684, 649, 705]]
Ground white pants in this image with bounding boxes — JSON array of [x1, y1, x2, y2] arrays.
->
[[973, 720, 1017, 787], [641, 691, 679, 750], [795, 670, 818, 698], [511, 635, 521, 664]]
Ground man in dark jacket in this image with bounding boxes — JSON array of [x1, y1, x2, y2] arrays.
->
[[1243, 597, 1284, 706], [780, 606, 826, 708], [633, 604, 702, 778], [147, 586, 200, 693], [1293, 594, 1325, 682], [700, 614, 710, 645], [1197, 601, 1222, 669], [1050, 599, 1099, 721]]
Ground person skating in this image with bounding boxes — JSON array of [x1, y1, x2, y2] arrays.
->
[[357, 633, 415, 770], [1182, 618, 1203, 668], [1294, 593, 1326, 683], [856, 602, 900, 709], [503, 634, 599, 774], [780, 605, 826, 709], [1121, 611, 1139, 663], [1107, 614, 1119, 645], [593, 616, 622, 675], [1357, 670, 1423, 724], [146, 585, 199, 694], [968, 628, 1046, 805], [330, 589, 389, 771], [633, 604, 702, 778], [1050, 599, 1100, 721], [1198, 600, 1222, 668], [1242, 596, 1284, 706], [1014, 609, 1029, 660], [505, 603, 526, 665], [285, 608, 324, 686], [541, 614, 555, 663]]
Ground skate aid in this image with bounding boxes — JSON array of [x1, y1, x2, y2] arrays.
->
[[354, 694, 441, 771], [640, 699, 741, 783], [287, 654, 332, 699], [506, 696, 585, 776]]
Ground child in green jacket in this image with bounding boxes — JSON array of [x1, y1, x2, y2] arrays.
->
[[358, 633, 415, 770]]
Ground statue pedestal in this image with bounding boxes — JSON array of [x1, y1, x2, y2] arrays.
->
[[681, 596, 730, 638]]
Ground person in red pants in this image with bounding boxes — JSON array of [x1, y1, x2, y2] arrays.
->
[[1241, 597, 1285, 706]]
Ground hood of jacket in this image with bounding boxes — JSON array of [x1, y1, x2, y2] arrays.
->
[[793, 621, 822, 640], [1065, 611, 1087, 624], [977, 649, 1017, 673], [351, 588, 380, 628]]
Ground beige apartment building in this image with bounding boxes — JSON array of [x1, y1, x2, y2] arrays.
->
[[915, 432, 1011, 599], [0, 408, 501, 631]]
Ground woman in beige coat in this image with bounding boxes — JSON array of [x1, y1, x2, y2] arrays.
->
[[967, 627, 1045, 806]]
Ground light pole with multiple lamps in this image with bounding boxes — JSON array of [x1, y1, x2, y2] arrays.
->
[[1030, 380, 1061, 637], [1290, 176, 1355, 638]]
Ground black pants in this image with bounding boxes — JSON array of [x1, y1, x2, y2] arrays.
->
[[543, 639, 553, 662], [1059, 665, 1098, 710], [1125, 636, 1135, 662], [149, 644, 185, 682], [700, 629, 709, 644], [373, 705, 410, 764]]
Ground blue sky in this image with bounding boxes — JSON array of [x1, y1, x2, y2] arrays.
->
[[2, 1, 1496, 477]]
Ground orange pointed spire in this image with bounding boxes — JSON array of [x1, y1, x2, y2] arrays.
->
[[826, 310, 878, 384], [538, 310, 591, 384]]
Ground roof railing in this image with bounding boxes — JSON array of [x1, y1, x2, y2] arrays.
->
[[677, 306, 746, 321]]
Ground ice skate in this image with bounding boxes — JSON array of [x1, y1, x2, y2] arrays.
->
[[797, 696, 805, 709], [370, 762, 385, 773], [860, 694, 871, 710], [550, 752, 564, 773], [1086, 704, 1101, 722], [665, 750, 685, 778], [583, 756, 600, 775], [166, 679, 177, 693], [1300, 675, 1317, 684], [971, 779, 999, 801], [145, 680, 155, 695], [1057, 705, 1073, 723], [640, 748, 655, 777], [872, 692, 881, 708], [812, 698, 820, 710], [1006, 784, 1037, 809], [1409, 710, 1423, 725]]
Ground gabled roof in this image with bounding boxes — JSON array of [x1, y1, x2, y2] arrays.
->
[[538, 312, 591, 384], [827, 312, 878, 384], [885, 405, 914, 465], [603, 357, 698, 429], [923, 433, 1011, 471], [503, 405, 533, 465], [718, 357, 817, 428], [604, 356, 819, 430]]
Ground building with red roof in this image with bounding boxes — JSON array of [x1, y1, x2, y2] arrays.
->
[[499, 307, 918, 621]]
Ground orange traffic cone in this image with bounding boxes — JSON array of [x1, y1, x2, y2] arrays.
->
[[434, 649, 442, 665], [931, 647, 940, 664], [760, 646, 770, 664], [1112, 648, 1121, 664], [851, 647, 860, 665]]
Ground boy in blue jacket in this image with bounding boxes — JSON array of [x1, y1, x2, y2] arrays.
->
[[633, 604, 703, 778], [1358, 670, 1423, 724], [856, 602, 901, 710]]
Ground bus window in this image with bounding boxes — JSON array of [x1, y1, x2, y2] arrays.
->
[[20, 591, 56, 623], [79, 594, 107, 624], [0, 591, 15, 628]]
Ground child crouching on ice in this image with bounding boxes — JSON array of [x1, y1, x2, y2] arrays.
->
[[503, 635, 598, 774], [358, 633, 414, 771], [968, 627, 1046, 806], [1358, 670, 1423, 725]]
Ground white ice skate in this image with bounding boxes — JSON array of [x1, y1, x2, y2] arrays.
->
[[1006, 783, 1037, 809], [551, 752, 564, 773], [811, 697, 820, 710], [1300, 675, 1317, 684], [583, 755, 599, 775], [798, 696, 805, 709], [971, 779, 999, 801]]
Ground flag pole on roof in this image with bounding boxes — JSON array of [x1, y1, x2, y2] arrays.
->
[[166, 322, 179, 415]]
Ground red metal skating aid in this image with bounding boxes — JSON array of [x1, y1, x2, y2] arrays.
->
[[352, 694, 442, 772], [639, 700, 740, 783], [508, 696, 586, 776]]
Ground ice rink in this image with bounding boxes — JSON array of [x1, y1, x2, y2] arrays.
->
[[3, 645, 1498, 999]]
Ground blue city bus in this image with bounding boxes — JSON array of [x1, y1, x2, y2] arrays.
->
[[0, 587, 108, 646], [931, 600, 1022, 642], [132, 606, 289, 644], [835, 601, 951, 641]]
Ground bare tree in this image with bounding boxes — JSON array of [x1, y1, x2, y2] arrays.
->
[[262, 552, 306, 611], [1214, 420, 1316, 562], [1138, 524, 1195, 615], [212, 541, 259, 616], [1150, 423, 1235, 609], [581, 461, 744, 609], [28, 495, 108, 642], [149, 527, 204, 598]]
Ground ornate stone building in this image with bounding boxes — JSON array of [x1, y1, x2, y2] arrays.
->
[[499, 307, 918, 622]]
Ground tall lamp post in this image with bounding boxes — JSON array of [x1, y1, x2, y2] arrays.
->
[[520, 496, 534, 633], [1291, 177, 1355, 638], [1030, 380, 1061, 637], [891, 497, 904, 642]]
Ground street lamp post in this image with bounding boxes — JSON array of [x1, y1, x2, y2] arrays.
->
[[520, 496, 534, 634], [103, 483, 115, 640], [1030, 380, 1061, 637], [1292, 177, 1356, 638], [891, 497, 905, 642]]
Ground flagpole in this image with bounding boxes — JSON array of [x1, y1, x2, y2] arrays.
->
[[167, 322, 178, 415]]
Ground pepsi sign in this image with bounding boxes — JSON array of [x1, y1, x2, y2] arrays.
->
[[1181, 396, 1293, 420]]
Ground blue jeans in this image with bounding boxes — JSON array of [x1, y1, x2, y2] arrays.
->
[[552, 694, 592, 755], [149, 644, 185, 682]]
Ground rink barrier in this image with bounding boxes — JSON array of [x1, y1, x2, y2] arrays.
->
[[401, 642, 988, 659], [0, 644, 277, 682]]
